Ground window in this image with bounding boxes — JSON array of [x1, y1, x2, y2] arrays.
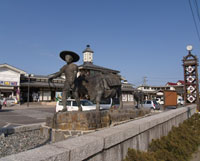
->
[[153, 101, 158, 105], [59, 101, 71, 106], [80, 100, 93, 106], [72, 101, 77, 106], [147, 101, 151, 104], [90, 70, 95, 76]]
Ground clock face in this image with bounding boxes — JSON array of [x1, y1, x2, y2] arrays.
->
[[83, 52, 93, 62]]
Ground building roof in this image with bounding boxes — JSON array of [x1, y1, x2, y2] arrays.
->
[[166, 80, 184, 86], [166, 82, 177, 86], [0, 63, 27, 74], [79, 62, 120, 74], [138, 85, 171, 88], [122, 82, 135, 92], [177, 80, 184, 85]]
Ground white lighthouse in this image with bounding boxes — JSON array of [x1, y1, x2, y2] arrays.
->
[[83, 45, 94, 64]]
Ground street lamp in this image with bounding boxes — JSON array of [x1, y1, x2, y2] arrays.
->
[[25, 74, 34, 107], [186, 45, 193, 54]]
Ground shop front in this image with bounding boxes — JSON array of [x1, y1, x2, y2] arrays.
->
[[20, 74, 64, 103], [0, 64, 26, 102]]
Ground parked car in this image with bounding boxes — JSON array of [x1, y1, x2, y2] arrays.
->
[[0, 98, 5, 105], [0, 97, 17, 106], [93, 98, 112, 110], [139, 100, 160, 110], [111, 98, 120, 109], [6, 98, 17, 106], [56, 99, 96, 112], [93, 98, 120, 110], [177, 98, 184, 105]]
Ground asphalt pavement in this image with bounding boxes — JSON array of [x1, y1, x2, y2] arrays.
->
[[0, 104, 55, 128], [0, 103, 171, 129]]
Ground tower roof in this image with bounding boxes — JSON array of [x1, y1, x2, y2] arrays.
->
[[82, 45, 94, 53]]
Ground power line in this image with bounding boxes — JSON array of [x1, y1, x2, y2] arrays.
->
[[194, 0, 200, 22], [147, 77, 182, 80], [188, 0, 200, 42]]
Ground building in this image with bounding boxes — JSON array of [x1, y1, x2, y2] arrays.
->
[[20, 74, 64, 102], [121, 80, 135, 103], [0, 63, 65, 102], [137, 85, 174, 100], [137, 80, 185, 104], [0, 64, 26, 101]]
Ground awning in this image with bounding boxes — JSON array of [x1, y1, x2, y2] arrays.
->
[[20, 82, 64, 88]]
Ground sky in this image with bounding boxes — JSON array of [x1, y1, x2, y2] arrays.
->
[[1, 0, 200, 87]]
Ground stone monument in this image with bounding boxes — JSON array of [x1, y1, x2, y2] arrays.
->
[[45, 49, 150, 142]]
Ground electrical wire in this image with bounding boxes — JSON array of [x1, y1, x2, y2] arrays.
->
[[188, 0, 200, 42], [194, 0, 200, 21]]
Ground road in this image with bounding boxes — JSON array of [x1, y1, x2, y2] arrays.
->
[[0, 105, 55, 128], [0, 103, 170, 129]]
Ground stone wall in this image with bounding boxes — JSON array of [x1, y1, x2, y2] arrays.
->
[[46, 108, 150, 131], [0, 105, 196, 161], [44, 108, 150, 142]]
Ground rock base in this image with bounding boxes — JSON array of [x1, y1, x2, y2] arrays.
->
[[46, 108, 150, 131], [46, 110, 110, 131], [44, 108, 150, 142]]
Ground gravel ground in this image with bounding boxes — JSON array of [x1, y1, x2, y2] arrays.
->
[[0, 130, 49, 158]]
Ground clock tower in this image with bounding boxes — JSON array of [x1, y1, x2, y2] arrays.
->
[[183, 45, 200, 110], [83, 45, 94, 64]]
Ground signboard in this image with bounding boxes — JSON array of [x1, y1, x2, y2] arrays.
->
[[164, 91, 177, 107], [0, 86, 14, 89], [4, 81, 10, 85], [0, 80, 18, 86], [56, 92, 62, 101]]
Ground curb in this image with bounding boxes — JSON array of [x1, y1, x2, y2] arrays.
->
[[0, 123, 43, 135]]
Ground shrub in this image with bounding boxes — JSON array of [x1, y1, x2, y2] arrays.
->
[[124, 148, 156, 161], [124, 113, 200, 161]]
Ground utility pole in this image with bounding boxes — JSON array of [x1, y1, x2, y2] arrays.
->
[[143, 76, 147, 86]]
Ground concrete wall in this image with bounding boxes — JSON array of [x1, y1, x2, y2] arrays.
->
[[0, 105, 196, 161]]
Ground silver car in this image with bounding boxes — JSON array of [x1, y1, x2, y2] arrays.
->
[[140, 100, 160, 110], [5, 98, 16, 106], [0, 98, 5, 105]]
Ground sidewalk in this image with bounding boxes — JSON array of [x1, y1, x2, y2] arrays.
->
[[2, 103, 55, 110]]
